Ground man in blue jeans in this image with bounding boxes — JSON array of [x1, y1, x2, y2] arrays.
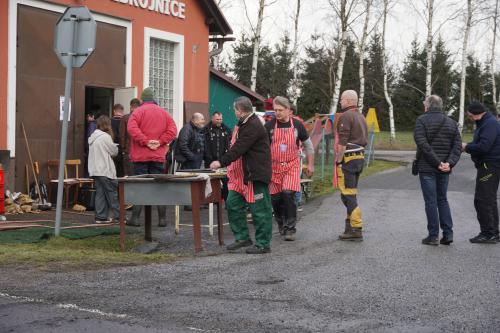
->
[[414, 95, 462, 245]]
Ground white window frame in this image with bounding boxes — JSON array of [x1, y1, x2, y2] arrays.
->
[[7, 0, 132, 157], [143, 27, 184, 128]]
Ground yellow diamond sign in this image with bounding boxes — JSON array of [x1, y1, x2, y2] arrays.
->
[[365, 107, 380, 133]]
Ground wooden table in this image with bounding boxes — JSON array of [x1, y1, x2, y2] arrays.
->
[[118, 175, 224, 252]]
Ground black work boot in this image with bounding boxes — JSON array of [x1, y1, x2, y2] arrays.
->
[[126, 206, 142, 227], [422, 236, 439, 246], [226, 239, 253, 251], [339, 227, 363, 241], [440, 236, 453, 245], [245, 245, 271, 254], [494, 234, 500, 243], [338, 219, 352, 239], [283, 217, 297, 241], [284, 230, 296, 241], [469, 233, 497, 244], [157, 206, 167, 227]]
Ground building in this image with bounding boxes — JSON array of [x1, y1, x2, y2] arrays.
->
[[0, 0, 232, 191], [209, 68, 265, 129]]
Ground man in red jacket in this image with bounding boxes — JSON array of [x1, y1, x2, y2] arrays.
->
[[126, 87, 178, 227]]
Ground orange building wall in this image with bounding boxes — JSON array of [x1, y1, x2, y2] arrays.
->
[[50, 0, 210, 102], [0, 0, 210, 147], [0, 0, 8, 150]]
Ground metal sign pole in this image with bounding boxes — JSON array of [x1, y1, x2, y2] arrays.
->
[[54, 65, 73, 235], [54, 19, 75, 236], [321, 128, 325, 179]]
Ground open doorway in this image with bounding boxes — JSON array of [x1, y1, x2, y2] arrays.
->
[[84, 86, 114, 176], [85, 86, 114, 118]]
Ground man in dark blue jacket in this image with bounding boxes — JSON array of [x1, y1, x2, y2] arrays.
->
[[463, 102, 500, 244]]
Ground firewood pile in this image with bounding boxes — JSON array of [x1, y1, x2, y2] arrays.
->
[[4, 192, 40, 215]]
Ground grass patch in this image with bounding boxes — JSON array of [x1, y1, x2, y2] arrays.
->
[[0, 235, 174, 271], [310, 159, 403, 198], [373, 131, 473, 150]]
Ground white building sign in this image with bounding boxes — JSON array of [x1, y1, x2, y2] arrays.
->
[[59, 96, 71, 121], [112, 0, 186, 19]]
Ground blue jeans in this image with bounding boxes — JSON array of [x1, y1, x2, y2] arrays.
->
[[419, 172, 453, 239]]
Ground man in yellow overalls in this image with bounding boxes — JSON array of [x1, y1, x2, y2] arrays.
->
[[335, 90, 368, 241]]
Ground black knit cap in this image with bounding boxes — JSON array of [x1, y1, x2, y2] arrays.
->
[[467, 102, 486, 115]]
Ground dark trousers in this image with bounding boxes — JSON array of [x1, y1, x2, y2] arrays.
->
[[132, 161, 166, 220], [474, 163, 500, 237], [419, 172, 453, 239], [271, 191, 297, 233], [133, 161, 165, 175], [123, 154, 134, 176], [113, 155, 124, 178], [93, 176, 119, 220]]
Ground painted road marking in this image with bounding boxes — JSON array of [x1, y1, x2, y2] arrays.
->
[[0, 292, 127, 319]]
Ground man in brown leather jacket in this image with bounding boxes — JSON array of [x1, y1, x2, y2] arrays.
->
[[335, 90, 368, 241]]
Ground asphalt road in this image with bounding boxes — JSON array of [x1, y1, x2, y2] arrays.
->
[[1, 156, 499, 333]]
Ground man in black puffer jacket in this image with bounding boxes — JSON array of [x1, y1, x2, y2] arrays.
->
[[174, 113, 206, 170], [463, 102, 500, 244], [414, 95, 462, 246]]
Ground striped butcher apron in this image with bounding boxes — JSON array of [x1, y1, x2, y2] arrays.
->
[[269, 120, 301, 195], [227, 126, 255, 203]]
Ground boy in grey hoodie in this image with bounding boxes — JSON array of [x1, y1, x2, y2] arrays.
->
[[88, 116, 119, 223]]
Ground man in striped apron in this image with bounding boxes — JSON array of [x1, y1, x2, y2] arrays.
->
[[335, 90, 368, 241], [209, 97, 273, 254], [266, 96, 315, 241]]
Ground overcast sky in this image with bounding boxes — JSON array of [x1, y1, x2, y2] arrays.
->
[[218, 0, 495, 72]]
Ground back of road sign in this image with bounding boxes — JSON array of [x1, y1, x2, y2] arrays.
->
[[54, 6, 96, 68]]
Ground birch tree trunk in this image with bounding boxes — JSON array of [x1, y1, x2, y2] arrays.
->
[[425, 0, 434, 97], [492, 0, 499, 113], [459, 0, 473, 132], [358, 0, 372, 114], [250, 0, 266, 92], [382, 0, 396, 139], [329, 0, 348, 114], [290, 0, 301, 104], [330, 33, 348, 114]]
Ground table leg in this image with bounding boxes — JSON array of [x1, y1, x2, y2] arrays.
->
[[208, 203, 214, 237], [175, 205, 180, 234], [119, 183, 125, 251], [217, 199, 224, 246], [145, 205, 152, 242], [74, 186, 79, 206], [191, 182, 202, 252]]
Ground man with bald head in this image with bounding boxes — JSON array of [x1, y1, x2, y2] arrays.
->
[[335, 90, 368, 241], [175, 112, 206, 170]]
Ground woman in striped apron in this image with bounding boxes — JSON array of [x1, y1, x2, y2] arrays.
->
[[266, 97, 315, 241]]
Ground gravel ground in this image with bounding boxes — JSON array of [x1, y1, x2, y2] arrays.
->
[[1, 156, 499, 333]]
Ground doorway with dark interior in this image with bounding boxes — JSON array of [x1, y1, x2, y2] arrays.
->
[[84, 86, 114, 176]]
